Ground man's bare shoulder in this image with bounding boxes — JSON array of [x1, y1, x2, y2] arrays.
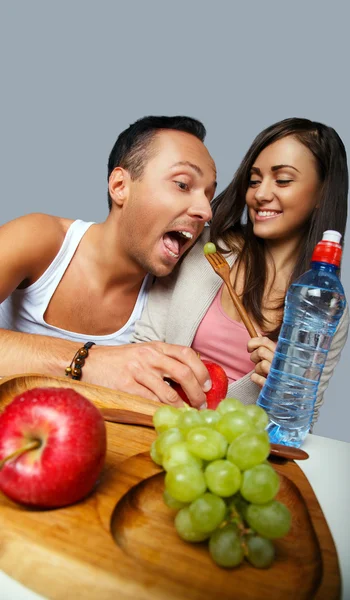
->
[[0, 213, 72, 249], [0, 214, 75, 290]]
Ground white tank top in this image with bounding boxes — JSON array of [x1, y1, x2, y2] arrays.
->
[[0, 219, 151, 345]]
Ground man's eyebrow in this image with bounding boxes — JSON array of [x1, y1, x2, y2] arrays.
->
[[171, 161, 204, 176], [172, 160, 217, 189]]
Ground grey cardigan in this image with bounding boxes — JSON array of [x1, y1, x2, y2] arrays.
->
[[133, 229, 349, 427]]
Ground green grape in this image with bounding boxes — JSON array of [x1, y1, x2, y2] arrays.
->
[[244, 405, 269, 431], [209, 524, 244, 568], [227, 431, 270, 471], [155, 427, 184, 460], [200, 409, 221, 428], [150, 440, 163, 465], [246, 500, 292, 539], [205, 460, 241, 497], [246, 535, 275, 568], [153, 405, 180, 433], [186, 427, 228, 461], [177, 409, 203, 434], [162, 441, 203, 472], [163, 490, 187, 510], [240, 464, 280, 504], [174, 506, 210, 542], [217, 397, 245, 416], [216, 411, 254, 443], [189, 493, 227, 533], [203, 242, 217, 255], [165, 464, 206, 503]]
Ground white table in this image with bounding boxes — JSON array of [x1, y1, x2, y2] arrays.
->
[[1, 434, 349, 600], [299, 434, 350, 600]]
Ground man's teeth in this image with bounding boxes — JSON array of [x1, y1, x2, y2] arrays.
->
[[168, 249, 179, 258], [257, 211, 280, 217], [178, 231, 193, 239]]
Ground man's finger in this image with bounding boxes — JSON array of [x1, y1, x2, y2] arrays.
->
[[134, 368, 185, 407], [158, 343, 211, 391], [146, 352, 207, 408]]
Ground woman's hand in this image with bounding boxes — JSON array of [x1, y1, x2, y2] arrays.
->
[[247, 336, 276, 388]]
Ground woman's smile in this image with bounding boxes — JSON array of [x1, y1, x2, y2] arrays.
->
[[254, 209, 282, 221]]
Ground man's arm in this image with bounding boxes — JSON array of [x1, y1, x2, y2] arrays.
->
[[0, 215, 210, 407], [0, 214, 82, 376], [0, 328, 80, 377], [0, 328, 210, 408]]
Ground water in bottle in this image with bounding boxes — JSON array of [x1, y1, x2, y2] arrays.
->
[[257, 230, 346, 447]]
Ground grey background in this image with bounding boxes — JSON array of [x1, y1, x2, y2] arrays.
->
[[1, 1, 349, 442]]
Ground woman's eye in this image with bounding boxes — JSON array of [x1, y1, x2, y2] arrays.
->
[[249, 180, 260, 187], [276, 179, 293, 185], [175, 181, 189, 191]]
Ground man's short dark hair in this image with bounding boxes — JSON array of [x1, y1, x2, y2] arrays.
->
[[107, 115, 206, 210]]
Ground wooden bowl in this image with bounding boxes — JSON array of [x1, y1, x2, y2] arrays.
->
[[0, 374, 341, 599]]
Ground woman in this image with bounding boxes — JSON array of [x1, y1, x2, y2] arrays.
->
[[133, 118, 349, 427]]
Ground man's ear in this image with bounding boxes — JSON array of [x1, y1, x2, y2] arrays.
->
[[108, 167, 130, 207]]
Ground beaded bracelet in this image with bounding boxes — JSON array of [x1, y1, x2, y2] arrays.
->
[[65, 342, 96, 380]]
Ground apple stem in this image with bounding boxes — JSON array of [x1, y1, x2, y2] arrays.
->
[[0, 439, 41, 470]]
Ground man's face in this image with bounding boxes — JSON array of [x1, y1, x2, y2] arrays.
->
[[118, 130, 217, 277]]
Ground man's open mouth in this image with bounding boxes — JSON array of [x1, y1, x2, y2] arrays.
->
[[162, 230, 194, 259]]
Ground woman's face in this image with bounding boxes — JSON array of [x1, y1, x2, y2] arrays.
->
[[245, 135, 321, 244]]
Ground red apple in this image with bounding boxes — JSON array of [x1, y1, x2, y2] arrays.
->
[[172, 360, 228, 410], [0, 387, 107, 508]]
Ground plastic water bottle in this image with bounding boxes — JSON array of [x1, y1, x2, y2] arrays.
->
[[257, 230, 346, 448]]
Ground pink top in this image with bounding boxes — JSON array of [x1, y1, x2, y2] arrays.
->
[[192, 286, 255, 384]]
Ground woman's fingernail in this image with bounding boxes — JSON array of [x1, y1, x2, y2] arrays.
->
[[200, 401, 207, 410], [203, 379, 212, 392]]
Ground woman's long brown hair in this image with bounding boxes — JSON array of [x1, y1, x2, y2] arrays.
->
[[210, 118, 348, 339]]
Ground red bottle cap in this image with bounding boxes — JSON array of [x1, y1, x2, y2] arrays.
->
[[311, 230, 342, 267]]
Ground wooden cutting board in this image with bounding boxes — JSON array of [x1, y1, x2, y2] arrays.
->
[[0, 374, 341, 600]]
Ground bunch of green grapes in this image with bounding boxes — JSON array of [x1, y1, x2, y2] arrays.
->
[[150, 398, 291, 569]]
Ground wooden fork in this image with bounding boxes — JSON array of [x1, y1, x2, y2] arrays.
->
[[205, 250, 258, 338]]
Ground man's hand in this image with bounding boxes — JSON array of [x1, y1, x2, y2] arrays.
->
[[247, 336, 276, 388], [85, 342, 211, 408]]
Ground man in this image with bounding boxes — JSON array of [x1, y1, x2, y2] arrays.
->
[[0, 116, 217, 407]]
